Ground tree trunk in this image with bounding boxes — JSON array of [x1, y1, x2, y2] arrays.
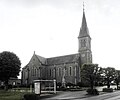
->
[[4, 80, 8, 91], [107, 79, 110, 88], [116, 81, 119, 90], [90, 75, 94, 89]]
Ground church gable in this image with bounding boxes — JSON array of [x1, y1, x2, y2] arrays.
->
[[27, 53, 47, 67]]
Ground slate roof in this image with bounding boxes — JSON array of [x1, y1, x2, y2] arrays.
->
[[78, 10, 90, 38], [35, 54, 47, 65], [47, 53, 79, 65], [33, 53, 79, 65]]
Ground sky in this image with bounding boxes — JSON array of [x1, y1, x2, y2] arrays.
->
[[0, 0, 120, 78]]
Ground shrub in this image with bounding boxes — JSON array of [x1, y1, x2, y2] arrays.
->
[[0, 86, 5, 89], [77, 82, 83, 87], [24, 94, 39, 100], [60, 86, 67, 91], [98, 82, 104, 86], [114, 86, 120, 90], [57, 82, 62, 88], [117, 87, 120, 90], [102, 88, 113, 92], [86, 89, 99, 95], [77, 82, 89, 87], [66, 83, 74, 87], [8, 85, 12, 89]]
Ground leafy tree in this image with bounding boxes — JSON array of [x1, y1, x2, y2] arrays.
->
[[114, 70, 120, 89], [95, 67, 103, 86], [0, 51, 21, 90], [103, 67, 116, 88], [81, 63, 101, 89]]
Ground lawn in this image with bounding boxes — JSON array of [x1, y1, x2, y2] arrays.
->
[[0, 90, 28, 100]]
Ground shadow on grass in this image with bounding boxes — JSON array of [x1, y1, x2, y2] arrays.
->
[[0, 90, 29, 100]]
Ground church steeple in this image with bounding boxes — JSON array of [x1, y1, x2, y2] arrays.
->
[[78, 4, 92, 64], [78, 4, 90, 38]]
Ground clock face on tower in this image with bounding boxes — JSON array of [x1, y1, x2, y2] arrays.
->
[[81, 53, 85, 57]]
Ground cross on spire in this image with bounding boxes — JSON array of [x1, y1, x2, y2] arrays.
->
[[83, 2, 85, 12]]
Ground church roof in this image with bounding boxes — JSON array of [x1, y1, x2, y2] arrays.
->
[[47, 54, 79, 65], [78, 9, 90, 38], [35, 54, 47, 65], [25, 53, 80, 67]]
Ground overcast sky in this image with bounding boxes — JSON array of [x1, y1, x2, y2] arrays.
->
[[0, 0, 120, 78]]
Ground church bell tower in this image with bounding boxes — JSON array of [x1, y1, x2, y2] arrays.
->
[[78, 5, 92, 65]]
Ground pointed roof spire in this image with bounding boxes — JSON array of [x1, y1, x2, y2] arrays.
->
[[83, 2, 85, 12], [78, 3, 90, 38]]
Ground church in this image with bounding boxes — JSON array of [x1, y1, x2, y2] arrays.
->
[[21, 8, 92, 86]]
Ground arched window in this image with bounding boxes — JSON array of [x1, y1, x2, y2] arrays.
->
[[33, 67, 35, 76], [81, 39, 86, 47], [69, 66, 73, 76], [81, 40, 83, 47], [39, 68, 41, 77], [58, 67, 62, 76], [31, 67, 34, 76], [35, 68, 37, 77], [70, 67, 72, 76], [74, 66, 77, 76], [83, 39, 86, 47], [53, 68, 56, 78], [50, 69, 51, 76]]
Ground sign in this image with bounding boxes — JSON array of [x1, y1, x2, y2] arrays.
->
[[34, 82, 40, 94]]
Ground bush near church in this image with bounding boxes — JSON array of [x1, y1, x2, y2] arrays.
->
[[77, 82, 89, 87], [86, 88, 99, 95], [102, 88, 113, 92], [23, 93, 39, 100]]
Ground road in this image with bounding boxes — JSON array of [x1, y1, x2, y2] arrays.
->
[[79, 91, 120, 100], [43, 90, 120, 100]]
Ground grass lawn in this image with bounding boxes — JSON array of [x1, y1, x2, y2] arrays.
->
[[0, 90, 29, 100]]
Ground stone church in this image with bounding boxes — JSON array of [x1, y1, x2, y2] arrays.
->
[[21, 8, 92, 86]]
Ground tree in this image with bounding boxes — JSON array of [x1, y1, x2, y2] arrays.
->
[[103, 67, 116, 88], [81, 63, 101, 89], [114, 70, 120, 89], [0, 51, 21, 90]]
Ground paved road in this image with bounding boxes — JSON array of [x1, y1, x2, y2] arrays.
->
[[79, 91, 120, 100], [42, 91, 86, 100], [43, 90, 120, 100]]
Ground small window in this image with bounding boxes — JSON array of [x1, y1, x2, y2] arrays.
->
[[81, 39, 86, 47], [58, 67, 62, 76]]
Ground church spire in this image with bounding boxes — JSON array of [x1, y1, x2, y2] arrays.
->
[[78, 3, 92, 64], [78, 3, 90, 38]]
